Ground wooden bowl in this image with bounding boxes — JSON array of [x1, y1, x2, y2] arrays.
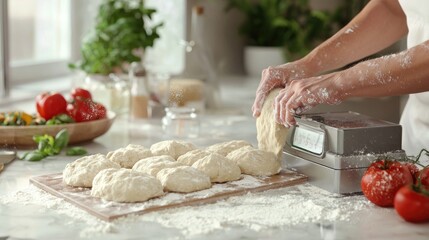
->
[[0, 112, 116, 147]]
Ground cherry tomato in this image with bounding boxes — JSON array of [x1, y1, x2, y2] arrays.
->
[[35, 92, 68, 120], [94, 102, 107, 119], [403, 162, 420, 183], [67, 98, 107, 122], [416, 167, 429, 187], [71, 88, 92, 100], [394, 185, 429, 223], [361, 160, 413, 207]]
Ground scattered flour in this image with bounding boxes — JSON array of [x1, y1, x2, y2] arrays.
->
[[0, 183, 370, 238]]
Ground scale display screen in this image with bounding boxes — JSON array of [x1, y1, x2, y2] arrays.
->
[[292, 126, 325, 155]]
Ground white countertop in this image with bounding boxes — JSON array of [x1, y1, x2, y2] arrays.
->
[[0, 76, 428, 240]]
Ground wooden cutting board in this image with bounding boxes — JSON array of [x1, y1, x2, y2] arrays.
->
[[30, 170, 307, 221]]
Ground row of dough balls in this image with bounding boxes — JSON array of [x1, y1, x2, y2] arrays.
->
[[63, 140, 281, 203]]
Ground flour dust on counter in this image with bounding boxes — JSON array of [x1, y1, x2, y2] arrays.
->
[[0, 183, 371, 238]]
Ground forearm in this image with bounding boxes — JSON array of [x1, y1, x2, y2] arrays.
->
[[339, 41, 429, 99], [302, 0, 408, 75]]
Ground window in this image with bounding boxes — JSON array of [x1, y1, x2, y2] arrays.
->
[[8, 0, 72, 83], [145, 0, 185, 75], [1, 0, 185, 89], [0, 0, 7, 97]]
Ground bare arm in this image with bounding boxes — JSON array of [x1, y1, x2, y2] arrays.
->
[[275, 41, 429, 126], [339, 41, 429, 98], [304, 0, 408, 73], [253, 0, 408, 117]]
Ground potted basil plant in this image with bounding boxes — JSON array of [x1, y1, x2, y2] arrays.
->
[[69, 0, 162, 114], [226, 0, 334, 77]]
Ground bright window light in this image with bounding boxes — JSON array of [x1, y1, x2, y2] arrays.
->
[[8, 0, 71, 66]]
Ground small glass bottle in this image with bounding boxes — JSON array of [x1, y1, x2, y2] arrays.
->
[[129, 61, 149, 118], [162, 107, 200, 138]]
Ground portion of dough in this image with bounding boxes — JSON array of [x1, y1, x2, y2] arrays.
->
[[150, 140, 196, 159], [192, 153, 241, 183], [157, 166, 211, 193], [177, 149, 211, 166], [91, 168, 164, 203], [227, 146, 281, 176], [206, 140, 252, 157], [63, 154, 120, 187], [256, 88, 288, 159], [106, 144, 152, 168], [132, 155, 182, 177]]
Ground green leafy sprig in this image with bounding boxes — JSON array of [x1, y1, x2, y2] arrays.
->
[[21, 129, 87, 161], [69, 0, 163, 75]]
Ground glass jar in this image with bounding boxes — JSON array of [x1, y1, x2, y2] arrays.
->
[[80, 74, 130, 114], [129, 62, 149, 118], [162, 107, 200, 138]]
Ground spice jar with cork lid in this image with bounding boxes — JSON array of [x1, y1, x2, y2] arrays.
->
[[129, 61, 149, 118]]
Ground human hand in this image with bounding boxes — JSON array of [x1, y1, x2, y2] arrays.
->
[[274, 72, 345, 127], [252, 61, 315, 118]]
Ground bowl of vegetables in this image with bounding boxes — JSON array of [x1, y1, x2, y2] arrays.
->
[[0, 88, 116, 147]]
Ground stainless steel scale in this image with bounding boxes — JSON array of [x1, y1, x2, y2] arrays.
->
[[283, 112, 405, 194]]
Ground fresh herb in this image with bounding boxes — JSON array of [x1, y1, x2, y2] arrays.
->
[[66, 147, 88, 156], [45, 114, 75, 125], [69, 0, 163, 75], [21, 129, 87, 162]]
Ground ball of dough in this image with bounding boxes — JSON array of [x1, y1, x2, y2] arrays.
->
[[157, 166, 211, 193], [125, 144, 146, 149], [256, 88, 288, 158], [91, 168, 164, 203], [227, 146, 281, 176], [106, 146, 152, 168], [150, 140, 196, 159], [192, 153, 241, 183], [177, 149, 211, 166], [63, 154, 120, 187], [132, 155, 182, 177], [206, 140, 252, 157]]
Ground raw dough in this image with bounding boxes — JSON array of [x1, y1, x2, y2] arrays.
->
[[63, 154, 120, 187], [192, 153, 241, 183], [106, 144, 153, 168], [91, 168, 164, 203], [150, 140, 196, 159], [132, 155, 182, 177], [256, 88, 288, 159], [177, 149, 211, 166], [227, 146, 281, 176], [157, 166, 211, 193], [206, 140, 252, 157]]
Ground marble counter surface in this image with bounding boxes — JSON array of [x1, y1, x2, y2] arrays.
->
[[0, 77, 428, 240]]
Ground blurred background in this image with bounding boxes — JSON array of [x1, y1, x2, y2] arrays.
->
[[0, 0, 405, 122]]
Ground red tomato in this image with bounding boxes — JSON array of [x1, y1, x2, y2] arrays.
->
[[35, 92, 68, 120], [361, 160, 413, 207], [403, 162, 420, 183], [394, 185, 429, 223], [94, 102, 107, 119], [71, 88, 92, 100], [416, 167, 429, 187], [67, 98, 107, 122]]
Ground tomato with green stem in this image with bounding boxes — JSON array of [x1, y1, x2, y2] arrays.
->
[[35, 92, 68, 120], [361, 160, 413, 207], [394, 184, 429, 223]]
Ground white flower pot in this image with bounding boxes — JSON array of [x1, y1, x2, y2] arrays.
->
[[244, 46, 285, 77]]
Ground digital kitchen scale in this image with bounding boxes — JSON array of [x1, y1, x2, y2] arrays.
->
[[283, 112, 406, 194]]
